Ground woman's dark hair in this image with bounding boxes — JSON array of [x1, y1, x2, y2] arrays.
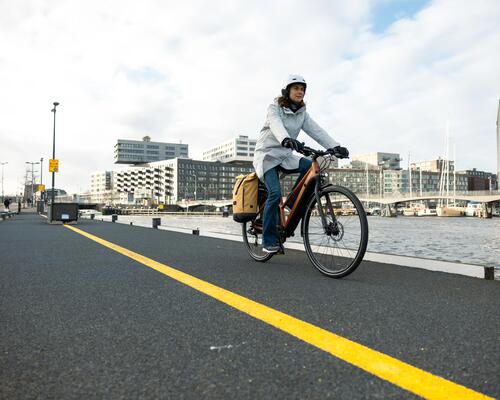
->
[[276, 96, 305, 109]]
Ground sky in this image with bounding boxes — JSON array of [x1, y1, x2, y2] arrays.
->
[[1, 0, 499, 195]]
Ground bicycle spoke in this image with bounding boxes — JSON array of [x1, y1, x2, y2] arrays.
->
[[304, 187, 368, 278]]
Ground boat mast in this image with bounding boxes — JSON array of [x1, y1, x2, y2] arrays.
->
[[408, 152, 412, 198], [445, 121, 450, 206], [453, 144, 456, 200]]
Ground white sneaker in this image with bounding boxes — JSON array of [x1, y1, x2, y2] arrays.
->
[[263, 245, 280, 254]]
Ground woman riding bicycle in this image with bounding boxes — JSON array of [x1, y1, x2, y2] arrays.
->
[[253, 74, 349, 254]]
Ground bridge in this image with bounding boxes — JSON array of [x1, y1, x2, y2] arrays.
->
[[357, 190, 500, 205], [174, 191, 500, 209]]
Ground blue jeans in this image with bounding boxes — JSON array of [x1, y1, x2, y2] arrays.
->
[[262, 158, 312, 247]]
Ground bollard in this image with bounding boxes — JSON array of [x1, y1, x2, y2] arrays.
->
[[112, 214, 118, 223], [484, 266, 495, 280], [152, 217, 161, 229], [90, 213, 95, 220], [192, 228, 200, 235], [130, 222, 133, 225]]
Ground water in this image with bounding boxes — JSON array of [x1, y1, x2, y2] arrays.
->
[[102, 214, 500, 269]]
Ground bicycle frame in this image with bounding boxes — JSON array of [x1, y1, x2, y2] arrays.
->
[[277, 157, 334, 240], [251, 152, 339, 244]]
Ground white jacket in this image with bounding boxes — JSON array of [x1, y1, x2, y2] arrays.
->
[[253, 101, 340, 179]]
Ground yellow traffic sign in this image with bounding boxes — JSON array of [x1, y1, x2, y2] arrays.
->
[[49, 159, 59, 173], [38, 184, 45, 192]]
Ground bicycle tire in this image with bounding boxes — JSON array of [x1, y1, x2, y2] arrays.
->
[[303, 185, 368, 278], [242, 220, 274, 262]]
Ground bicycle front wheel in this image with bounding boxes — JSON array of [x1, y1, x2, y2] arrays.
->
[[303, 186, 368, 278]]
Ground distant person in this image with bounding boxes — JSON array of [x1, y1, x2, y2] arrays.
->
[[17, 199, 21, 214], [3, 198, 10, 211], [253, 74, 349, 254]]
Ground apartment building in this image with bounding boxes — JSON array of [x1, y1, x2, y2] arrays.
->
[[352, 152, 401, 170], [410, 158, 455, 173], [164, 158, 254, 202], [113, 163, 174, 204], [114, 136, 188, 164], [90, 171, 116, 204], [202, 135, 256, 163], [456, 169, 498, 191], [94, 158, 254, 205]]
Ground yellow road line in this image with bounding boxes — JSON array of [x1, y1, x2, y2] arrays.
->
[[64, 224, 492, 400]]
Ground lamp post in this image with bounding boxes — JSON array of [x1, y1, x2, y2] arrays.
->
[[50, 102, 59, 222], [40, 157, 44, 201], [0, 161, 7, 202], [26, 161, 40, 206]]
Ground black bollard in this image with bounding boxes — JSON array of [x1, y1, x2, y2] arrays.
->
[[484, 266, 494, 280], [152, 218, 161, 229], [192, 228, 200, 235], [90, 213, 95, 220], [112, 214, 117, 223]]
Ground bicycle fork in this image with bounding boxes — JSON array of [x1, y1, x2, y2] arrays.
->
[[314, 182, 340, 236]]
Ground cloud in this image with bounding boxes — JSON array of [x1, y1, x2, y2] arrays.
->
[[0, 0, 498, 195]]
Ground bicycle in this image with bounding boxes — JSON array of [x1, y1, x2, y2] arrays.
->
[[242, 146, 369, 278]]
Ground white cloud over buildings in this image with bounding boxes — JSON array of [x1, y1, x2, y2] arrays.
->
[[0, 0, 499, 194]]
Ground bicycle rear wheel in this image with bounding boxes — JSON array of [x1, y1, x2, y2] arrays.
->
[[242, 218, 273, 262], [303, 186, 368, 278]]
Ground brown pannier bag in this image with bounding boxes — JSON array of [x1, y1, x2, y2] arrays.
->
[[232, 172, 259, 222]]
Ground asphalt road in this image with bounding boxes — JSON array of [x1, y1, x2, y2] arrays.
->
[[1, 214, 499, 399]]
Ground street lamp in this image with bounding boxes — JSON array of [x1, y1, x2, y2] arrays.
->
[[26, 161, 40, 206], [0, 161, 7, 202], [50, 102, 59, 222], [40, 157, 44, 200]]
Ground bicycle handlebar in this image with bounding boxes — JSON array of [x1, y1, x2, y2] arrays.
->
[[299, 145, 349, 159]]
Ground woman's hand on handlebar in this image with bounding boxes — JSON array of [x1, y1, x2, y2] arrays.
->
[[327, 145, 349, 159], [281, 137, 304, 152]]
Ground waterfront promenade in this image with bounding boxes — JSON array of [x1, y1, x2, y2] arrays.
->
[[1, 213, 499, 399]]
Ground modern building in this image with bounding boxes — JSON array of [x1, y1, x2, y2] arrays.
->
[[410, 158, 455, 173], [114, 163, 174, 204], [456, 169, 498, 191], [322, 166, 467, 197], [351, 152, 401, 170], [160, 158, 254, 202], [96, 158, 254, 205], [90, 171, 116, 204], [114, 136, 189, 164], [202, 135, 256, 163]]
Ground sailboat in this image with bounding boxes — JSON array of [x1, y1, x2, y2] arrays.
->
[[436, 123, 465, 217]]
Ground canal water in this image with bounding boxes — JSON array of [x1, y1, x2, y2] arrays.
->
[[104, 214, 500, 269]]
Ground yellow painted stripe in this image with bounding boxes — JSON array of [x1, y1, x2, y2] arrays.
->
[[64, 224, 492, 400]]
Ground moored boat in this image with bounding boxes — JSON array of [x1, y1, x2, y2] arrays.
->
[[465, 202, 481, 217], [417, 208, 437, 216], [436, 206, 465, 217]]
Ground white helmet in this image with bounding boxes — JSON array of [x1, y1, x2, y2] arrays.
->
[[282, 74, 307, 97]]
